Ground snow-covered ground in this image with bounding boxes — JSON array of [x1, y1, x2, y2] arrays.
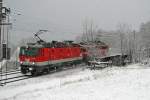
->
[[10, 47, 20, 62], [0, 64, 150, 100]]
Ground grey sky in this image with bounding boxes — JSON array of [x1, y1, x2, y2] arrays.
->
[[4, 0, 150, 44]]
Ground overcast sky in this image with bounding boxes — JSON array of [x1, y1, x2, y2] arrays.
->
[[4, 0, 150, 44]]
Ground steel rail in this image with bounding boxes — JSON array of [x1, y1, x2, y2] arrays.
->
[[0, 75, 26, 81], [1, 71, 21, 76], [0, 69, 20, 74]]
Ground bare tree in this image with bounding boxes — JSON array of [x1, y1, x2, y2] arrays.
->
[[116, 23, 136, 63], [139, 21, 150, 63], [81, 19, 98, 43]]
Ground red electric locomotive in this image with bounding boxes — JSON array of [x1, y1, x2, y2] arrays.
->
[[19, 31, 87, 76], [19, 41, 86, 76]]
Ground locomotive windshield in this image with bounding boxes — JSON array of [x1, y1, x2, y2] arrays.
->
[[20, 47, 39, 56]]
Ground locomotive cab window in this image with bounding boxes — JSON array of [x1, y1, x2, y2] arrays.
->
[[19, 47, 40, 56], [27, 47, 39, 56], [19, 47, 26, 55]]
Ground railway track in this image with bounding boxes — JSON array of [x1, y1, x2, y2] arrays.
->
[[0, 69, 31, 86], [0, 69, 20, 75], [0, 75, 31, 86], [0, 64, 86, 86], [0, 71, 21, 76]]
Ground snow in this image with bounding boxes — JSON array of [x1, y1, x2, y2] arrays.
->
[[0, 60, 7, 69], [10, 47, 20, 62], [0, 47, 19, 69], [1, 64, 150, 100]]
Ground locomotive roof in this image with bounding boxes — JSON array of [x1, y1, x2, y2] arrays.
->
[[79, 41, 108, 48], [21, 40, 108, 49], [21, 41, 81, 48]]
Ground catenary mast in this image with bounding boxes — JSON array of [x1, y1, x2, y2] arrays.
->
[[0, 0, 2, 61]]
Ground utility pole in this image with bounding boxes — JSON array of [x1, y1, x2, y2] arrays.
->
[[0, 0, 2, 61], [0, 6, 11, 85], [0, 0, 2, 86], [120, 31, 123, 65], [133, 30, 136, 63]]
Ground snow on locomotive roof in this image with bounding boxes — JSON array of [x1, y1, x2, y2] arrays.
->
[[79, 41, 108, 48], [24, 40, 80, 48]]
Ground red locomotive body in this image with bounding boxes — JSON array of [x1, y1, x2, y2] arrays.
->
[[80, 41, 109, 59], [19, 41, 85, 76], [20, 47, 82, 65]]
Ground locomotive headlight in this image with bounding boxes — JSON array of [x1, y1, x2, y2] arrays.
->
[[32, 62, 35, 65], [20, 61, 23, 64], [29, 68, 33, 71]]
